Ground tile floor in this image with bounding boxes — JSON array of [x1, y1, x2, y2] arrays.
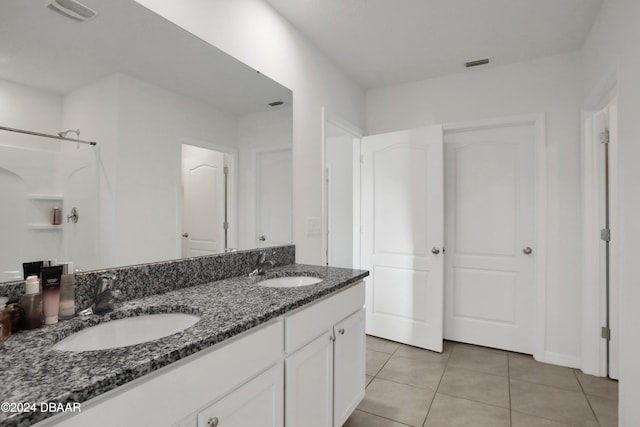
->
[[344, 336, 618, 427]]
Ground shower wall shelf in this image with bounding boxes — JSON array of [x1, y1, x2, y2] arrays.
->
[[27, 224, 63, 231], [27, 194, 64, 201]]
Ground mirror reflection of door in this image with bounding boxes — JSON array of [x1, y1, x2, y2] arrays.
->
[[181, 144, 229, 257], [324, 121, 361, 268], [256, 147, 292, 248]]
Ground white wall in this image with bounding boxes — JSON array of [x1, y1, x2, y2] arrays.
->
[[366, 52, 584, 364], [133, 0, 366, 264], [583, 2, 640, 424]]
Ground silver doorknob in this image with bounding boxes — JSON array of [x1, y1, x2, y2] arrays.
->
[[259, 235, 266, 241], [208, 417, 219, 427], [432, 247, 441, 255], [523, 247, 533, 255], [182, 233, 189, 238]]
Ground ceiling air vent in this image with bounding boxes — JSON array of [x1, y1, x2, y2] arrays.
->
[[45, 0, 98, 22], [465, 58, 490, 68]]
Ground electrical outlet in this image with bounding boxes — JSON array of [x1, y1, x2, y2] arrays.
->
[[306, 217, 321, 235]]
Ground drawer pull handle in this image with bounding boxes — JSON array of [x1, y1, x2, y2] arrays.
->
[[208, 417, 219, 427]]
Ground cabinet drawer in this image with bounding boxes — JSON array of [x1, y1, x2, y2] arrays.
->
[[284, 281, 364, 353], [197, 364, 284, 427]]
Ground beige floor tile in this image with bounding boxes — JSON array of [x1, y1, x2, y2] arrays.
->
[[511, 411, 573, 426], [358, 378, 435, 426], [576, 370, 619, 401], [393, 343, 452, 364], [367, 335, 401, 354], [377, 354, 447, 390], [423, 393, 510, 427], [343, 410, 410, 427], [367, 349, 392, 376], [453, 342, 507, 355], [448, 345, 508, 377], [438, 366, 509, 408], [588, 394, 618, 427], [510, 379, 598, 426], [508, 354, 582, 392]]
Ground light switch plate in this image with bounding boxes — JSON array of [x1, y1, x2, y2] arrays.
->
[[306, 217, 321, 235]]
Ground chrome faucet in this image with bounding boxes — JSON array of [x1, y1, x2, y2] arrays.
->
[[79, 274, 118, 316], [249, 252, 276, 277]]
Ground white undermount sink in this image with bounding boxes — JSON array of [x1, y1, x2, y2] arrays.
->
[[258, 276, 323, 288], [52, 313, 201, 352]]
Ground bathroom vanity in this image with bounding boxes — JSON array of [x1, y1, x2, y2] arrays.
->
[[0, 246, 368, 427]]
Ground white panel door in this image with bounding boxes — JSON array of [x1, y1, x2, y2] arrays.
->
[[182, 145, 225, 257], [362, 126, 444, 352], [444, 124, 535, 354], [256, 148, 292, 247]]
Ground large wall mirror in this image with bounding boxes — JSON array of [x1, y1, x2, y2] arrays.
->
[[0, 0, 293, 282]]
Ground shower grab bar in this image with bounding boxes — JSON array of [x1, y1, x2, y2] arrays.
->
[[0, 125, 97, 146]]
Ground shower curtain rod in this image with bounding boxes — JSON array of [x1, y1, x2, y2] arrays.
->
[[0, 125, 97, 146]]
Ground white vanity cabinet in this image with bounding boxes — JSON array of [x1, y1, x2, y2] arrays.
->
[[33, 281, 365, 427], [284, 282, 366, 427]]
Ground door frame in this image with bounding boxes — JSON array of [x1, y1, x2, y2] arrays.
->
[[321, 108, 363, 268], [443, 113, 547, 362], [581, 64, 619, 377], [179, 138, 238, 256]]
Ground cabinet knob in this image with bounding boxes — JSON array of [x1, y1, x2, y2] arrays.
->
[[208, 417, 219, 427], [330, 335, 336, 342], [338, 328, 345, 335]]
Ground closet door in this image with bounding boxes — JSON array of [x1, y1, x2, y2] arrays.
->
[[361, 125, 444, 352], [444, 123, 536, 354]]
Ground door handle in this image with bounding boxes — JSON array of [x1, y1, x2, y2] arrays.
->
[[523, 247, 533, 255], [259, 235, 266, 241], [181, 233, 189, 238], [432, 247, 441, 255]]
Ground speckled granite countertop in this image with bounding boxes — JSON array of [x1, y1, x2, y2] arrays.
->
[[0, 263, 368, 427]]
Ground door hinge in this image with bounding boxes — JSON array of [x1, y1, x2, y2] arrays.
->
[[360, 154, 364, 164], [601, 326, 611, 340], [600, 129, 610, 144], [223, 221, 229, 231], [600, 228, 610, 242]]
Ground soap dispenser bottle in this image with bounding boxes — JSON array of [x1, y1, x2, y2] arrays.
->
[[20, 275, 43, 330]]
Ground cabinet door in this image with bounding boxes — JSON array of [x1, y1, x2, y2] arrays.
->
[[285, 331, 334, 427], [197, 364, 283, 427], [333, 309, 366, 427]]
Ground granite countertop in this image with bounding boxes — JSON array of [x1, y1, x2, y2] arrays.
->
[[0, 263, 368, 427]]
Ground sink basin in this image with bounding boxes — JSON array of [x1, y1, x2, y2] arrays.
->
[[52, 313, 201, 352], [258, 276, 323, 288]]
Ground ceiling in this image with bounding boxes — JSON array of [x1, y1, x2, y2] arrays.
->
[[0, 0, 291, 115], [265, 0, 603, 89]]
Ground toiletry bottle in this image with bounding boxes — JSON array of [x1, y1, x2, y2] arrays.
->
[[20, 275, 43, 330], [41, 265, 62, 325], [0, 297, 11, 340], [6, 302, 22, 333], [58, 262, 75, 320], [22, 261, 44, 280]]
